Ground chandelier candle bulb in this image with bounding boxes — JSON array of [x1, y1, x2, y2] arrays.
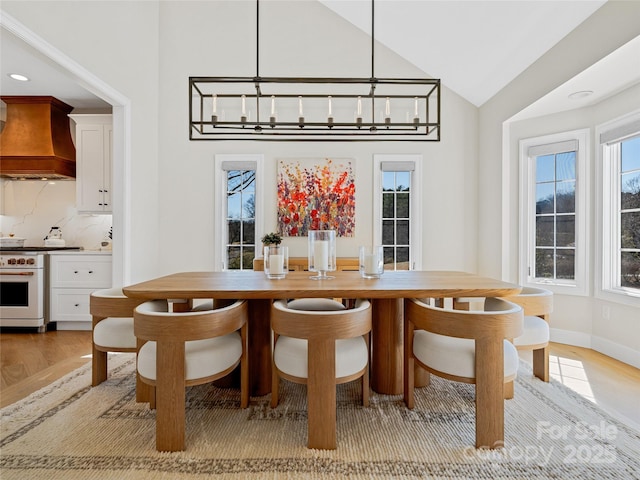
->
[[385, 97, 391, 124], [211, 95, 218, 123], [241, 95, 247, 123], [298, 96, 304, 126], [271, 96, 275, 115]]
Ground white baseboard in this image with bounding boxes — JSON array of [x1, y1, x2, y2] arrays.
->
[[550, 328, 592, 348], [592, 335, 640, 369], [55, 321, 91, 331], [551, 327, 640, 369]]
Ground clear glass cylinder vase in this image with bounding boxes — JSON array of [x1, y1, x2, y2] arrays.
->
[[264, 245, 288, 279], [308, 230, 336, 280], [359, 245, 384, 278]]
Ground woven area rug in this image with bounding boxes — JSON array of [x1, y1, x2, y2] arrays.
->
[[1, 353, 639, 479]]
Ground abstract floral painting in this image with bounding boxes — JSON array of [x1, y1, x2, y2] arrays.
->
[[277, 158, 355, 237]]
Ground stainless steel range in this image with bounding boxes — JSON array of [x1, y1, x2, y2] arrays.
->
[[0, 247, 81, 332]]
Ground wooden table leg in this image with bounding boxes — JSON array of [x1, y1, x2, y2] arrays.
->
[[248, 299, 272, 396], [307, 338, 336, 449], [475, 338, 504, 449], [155, 341, 186, 452], [371, 298, 403, 394]]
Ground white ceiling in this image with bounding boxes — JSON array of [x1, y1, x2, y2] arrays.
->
[[1, 0, 638, 119], [0, 26, 111, 110]]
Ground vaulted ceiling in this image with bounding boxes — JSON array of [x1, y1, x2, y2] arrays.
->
[[2, 0, 638, 120]]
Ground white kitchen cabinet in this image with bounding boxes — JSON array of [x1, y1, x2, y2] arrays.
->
[[70, 114, 112, 213], [49, 252, 112, 330]]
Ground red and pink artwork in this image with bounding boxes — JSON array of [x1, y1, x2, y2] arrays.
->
[[277, 158, 355, 237]]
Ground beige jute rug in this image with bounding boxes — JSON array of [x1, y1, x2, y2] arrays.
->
[[1, 353, 639, 479]]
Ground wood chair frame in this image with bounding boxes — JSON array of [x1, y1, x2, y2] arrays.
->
[[270, 298, 372, 449], [404, 297, 523, 449], [500, 288, 553, 397], [134, 299, 249, 452], [90, 289, 149, 401]]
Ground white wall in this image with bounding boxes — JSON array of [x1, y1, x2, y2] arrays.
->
[[478, 1, 640, 366], [506, 83, 640, 364], [479, 0, 640, 281], [4, 0, 635, 366], [155, 0, 478, 275], [2, 0, 478, 280], [2, 0, 161, 284]]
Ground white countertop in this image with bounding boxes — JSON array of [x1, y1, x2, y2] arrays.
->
[[47, 249, 112, 255]]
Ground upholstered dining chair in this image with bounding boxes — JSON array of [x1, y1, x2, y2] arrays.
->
[[134, 299, 248, 452], [270, 298, 372, 450], [500, 287, 553, 396], [404, 297, 523, 449], [90, 287, 147, 397]]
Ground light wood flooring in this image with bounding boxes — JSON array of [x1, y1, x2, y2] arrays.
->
[[1, 331, 639, 428]]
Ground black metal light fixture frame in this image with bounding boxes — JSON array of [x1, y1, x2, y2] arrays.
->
[[189, 1, 440, 142]]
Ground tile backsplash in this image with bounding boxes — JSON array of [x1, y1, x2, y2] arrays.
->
[[0, 180, 112, 249]]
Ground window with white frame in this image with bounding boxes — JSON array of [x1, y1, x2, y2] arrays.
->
[[373, 155, 422, 270], [599, 112, 640, 300], [214, 155, 263, 271], [519, 130, 589, 295]]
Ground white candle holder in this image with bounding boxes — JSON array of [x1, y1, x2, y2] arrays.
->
[[308, 230, 336, 280], [359, 245, 384, 278], [264, 245, 288, 279]]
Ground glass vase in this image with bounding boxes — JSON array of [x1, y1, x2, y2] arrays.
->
[[308, 230, 336, 280]]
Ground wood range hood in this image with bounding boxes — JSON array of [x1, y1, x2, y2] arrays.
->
[[0, 96, 76, 180]]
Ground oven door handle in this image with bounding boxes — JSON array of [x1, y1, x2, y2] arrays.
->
[[0, 271, 35, 276]]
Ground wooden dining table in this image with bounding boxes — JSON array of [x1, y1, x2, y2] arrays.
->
[[123, 270, 521, 397]]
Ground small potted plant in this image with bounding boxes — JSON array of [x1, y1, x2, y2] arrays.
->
[[261, 232, 282, 246], [261, 232, 287, 279]]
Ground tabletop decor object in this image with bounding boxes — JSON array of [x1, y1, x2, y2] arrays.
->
[[359, 245, 384, 278], [264, 244, 288, 279], [260, 232, 282, 247], [308, 230, 336, 280]]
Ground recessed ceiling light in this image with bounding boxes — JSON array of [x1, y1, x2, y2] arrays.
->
[[8, 73, 30, 82], [568, 90, 593, 100]]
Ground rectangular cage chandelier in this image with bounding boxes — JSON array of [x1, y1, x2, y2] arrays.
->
[[189, 1, 440, 142]]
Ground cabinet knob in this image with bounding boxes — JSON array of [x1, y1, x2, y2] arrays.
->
[[74, 304, 80, 307], [89, 270, 94, 274], [74, 270, 78, 274]]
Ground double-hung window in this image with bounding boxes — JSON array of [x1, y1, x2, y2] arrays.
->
[[519, 130, 589, 295], [373, 154, 422, 270], [598, 111, 640, 302], [214, 154, 264, 271]]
